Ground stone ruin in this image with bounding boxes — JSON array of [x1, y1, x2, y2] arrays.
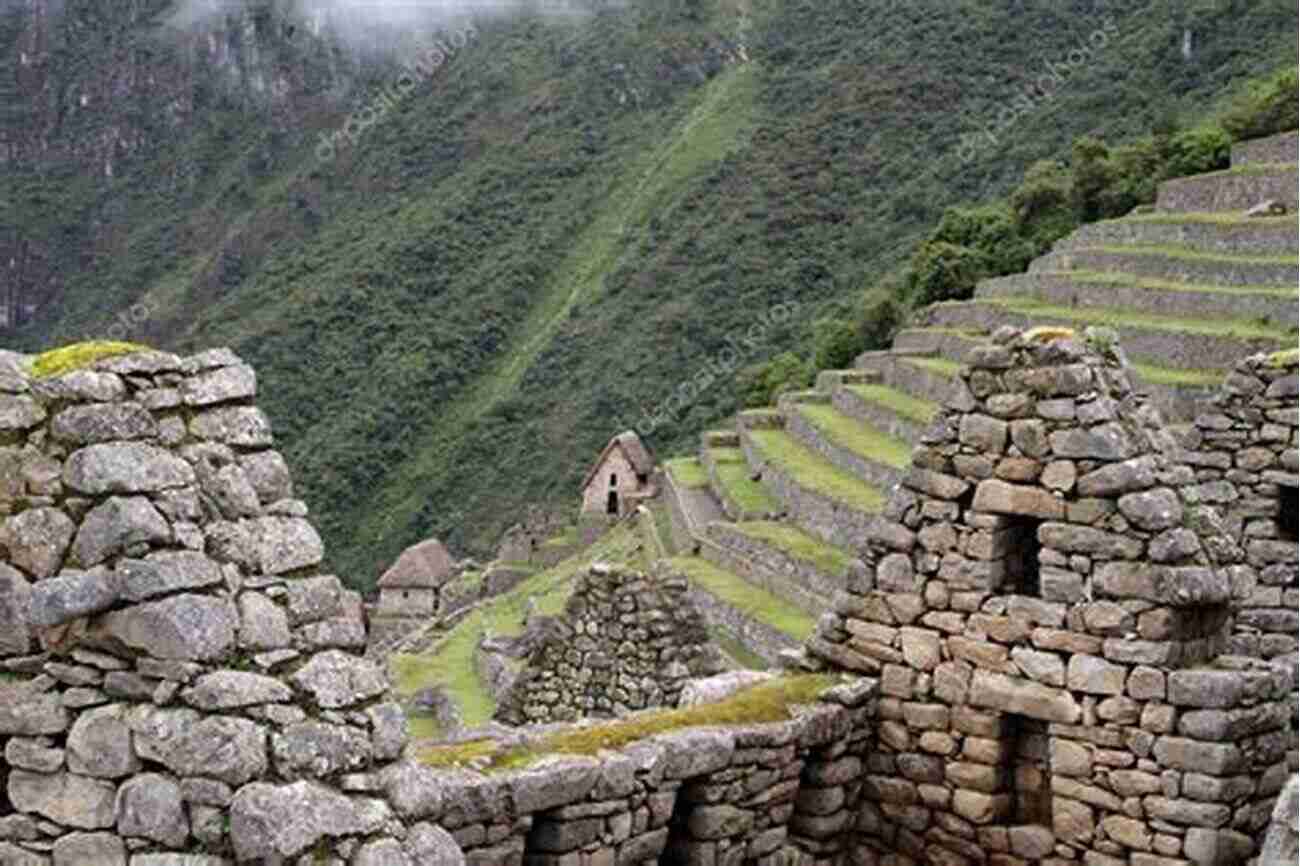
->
[[494, 563, 727, 726], [803, 326, 1297, 866], [0, 347, 457, 864], [0, 337, 1295, 866]]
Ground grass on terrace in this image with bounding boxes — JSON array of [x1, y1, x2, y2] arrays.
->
[[711, 625, 769, 671], [900, 356, 963, 378], [744, 429, 888, 514], [1058, 269, 1298, 298], [418, 673, 837, 772], [983, 297, 1294, 340], [1114, 211, 1299, 227], [1091, 243, 1299, 266], [707, 447, 780, 514], [845, 383, 939, 426], [665, 457, 709, 489], [731, 520, 856, 580], [795, 404, 911, 469], [390, 523, 642, 726], [667, 555, 816, 642]]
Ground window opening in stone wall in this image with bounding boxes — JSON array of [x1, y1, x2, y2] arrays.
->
[[1004, 517, 1043, 597], [610, 473, 618, 487], [1008, 715, 1053, 826], [1279, 487, 1298, 542]]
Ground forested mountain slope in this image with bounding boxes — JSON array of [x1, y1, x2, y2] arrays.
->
[[4, 0, 1295, 587]]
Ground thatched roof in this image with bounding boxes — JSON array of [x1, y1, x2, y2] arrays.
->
[[581, 431, 655, 491], [377, 538, 455, 589]]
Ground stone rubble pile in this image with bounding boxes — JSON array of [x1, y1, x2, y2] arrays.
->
[[802, 327, 1296, 866], [0, 348, 451, 864], [494, 564, 726, 725]]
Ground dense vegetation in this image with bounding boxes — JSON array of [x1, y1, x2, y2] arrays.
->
[[5, 0, 1296, 588]]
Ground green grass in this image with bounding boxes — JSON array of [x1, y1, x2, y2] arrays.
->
[[707, 447, 780, 514], [901, 356, 963, 378], [846, 384, 939, 426], [1266, 348, 1300, 367], [665, 457, 710, 489], [795, 404, 911, 469], [418, 673, 836, 772], [710, 626, 770, 671], [538, 525, 580, 549], [406, 714, 444, 741], [1131, 363, 1224, 388], [1115, 211, 1299, 227], [983, 297, 1293, 340], [389, 524, 642, 725], [669, 555, 816, 641], [28, 341, 151, 379], [1223, 162, 1300, 176], [648, 500, 676, 558], [1090, 243, 1299, 266], [731, 520, 855, 579], [745, 429, 886, 513], [1056, 269, 1298, 299]]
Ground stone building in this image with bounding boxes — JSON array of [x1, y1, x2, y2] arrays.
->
[[580, 430, 656, 519], [375, 536, 454, 618], [494, 562, 726, 725], [804, 327, 1296, 866]]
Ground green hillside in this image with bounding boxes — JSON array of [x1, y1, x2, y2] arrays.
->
[[6, 0, 1296, 588]]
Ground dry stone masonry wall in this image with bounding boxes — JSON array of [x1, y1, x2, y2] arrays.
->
[[0, 347, 458, 865], [802, 327, 1296, 866], [495, 564, 726, 725]]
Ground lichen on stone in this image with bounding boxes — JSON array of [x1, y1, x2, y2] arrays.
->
[[1263, 347, 1300, 368], [1022, 326, 1077, 344], [28, 341, 151, 379]]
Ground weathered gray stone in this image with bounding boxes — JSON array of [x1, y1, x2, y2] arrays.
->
[[0, 843, 48, 866], [1050, 423, 1140, 460], [7, 770, 117, 829], [116, 551, 224, 601], [290, 650, 388, 709], [182, 670, 293, 710], [658, 729, 736, 778], [1, 508, 76, 578], [972, 479, 1063, 519], [1148, 528, 1201, 563], [1166, 670, 1247, 709], [228, 781, 389, 860], [129, 707, 268, 785], [63, 444, 194, 494], [188, 406, 273, 447], [116, 774, 188, 847], [240, 451, 293, 503], [51, 403, 157, 445], [0, 563, 33, 656], [51, 832, 126, 866], [26, 568, 121, 627], [67, 704, 140, 778], [0, 693, 68, 736], [380, 760, 445, 820], [181, 364, 257, 406], [967, 670, 1081, 723], [368, 702, 408, 762], [103, 594, 237, 661], [1093, 562, 1230, 606], [272, 720, 372, 779], [236, 592, 292, 650], [354, 838, 410, 866], [678, 671, 772, 707], [72, 496, 171, 567], [0, 396, 46, 432], [285, 575, 343, 624], [1258, 775, 1298, 866], [1038, 523, 1142, 558], [1117, 487, 1182, 531], [1067, 654, 1127, 695], [404, 823, 466, 865], [3, 738, 62, 773], [241, 517, 324, 575]]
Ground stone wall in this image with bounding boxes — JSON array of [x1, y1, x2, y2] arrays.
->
[[0, 347, 451, 864], [494, 564, 726, 725], [802, 327, 1296, 866]]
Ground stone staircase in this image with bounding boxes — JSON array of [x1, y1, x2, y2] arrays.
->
[[906, 128, 1299, 421], [659, 130, 1299, 671]]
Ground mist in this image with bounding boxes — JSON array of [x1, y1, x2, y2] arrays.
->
[[165, 0, 604, 53]]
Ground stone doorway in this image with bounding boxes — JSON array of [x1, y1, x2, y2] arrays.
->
[[607, 490, 619, 516], [1279, 486, 1298, 541], [1007, 715, 1052, 826]]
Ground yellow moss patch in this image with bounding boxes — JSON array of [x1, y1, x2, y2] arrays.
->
[[1264, 348, 1300, 368], [416, 673, 839, 773], [29, 341, 151, 379], [1022, 326, 1077, 344]]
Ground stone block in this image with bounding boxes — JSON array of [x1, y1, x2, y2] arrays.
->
[[968, 670, 1081, 723], [972, 479, 1064, 520], [1066, 655, 1126, 695]]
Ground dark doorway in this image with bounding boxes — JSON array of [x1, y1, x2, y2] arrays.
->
[[607, 490, 619, 516], [1005, 517, 1043, 597], [1008, 715, 1052, 826], [1280, 487, 1298, 541]]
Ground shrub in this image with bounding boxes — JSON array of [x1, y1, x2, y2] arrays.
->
[[855, 288, 903, 353], [737, 351, 814, 408], [909, 241, 993, 304], [1162, 124, 1231, 177], [1219, 66, 1299, 142], [812, 316, 861, 371], [1070, 136, 1115, 223], [1009, 160, 1077, 251]]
